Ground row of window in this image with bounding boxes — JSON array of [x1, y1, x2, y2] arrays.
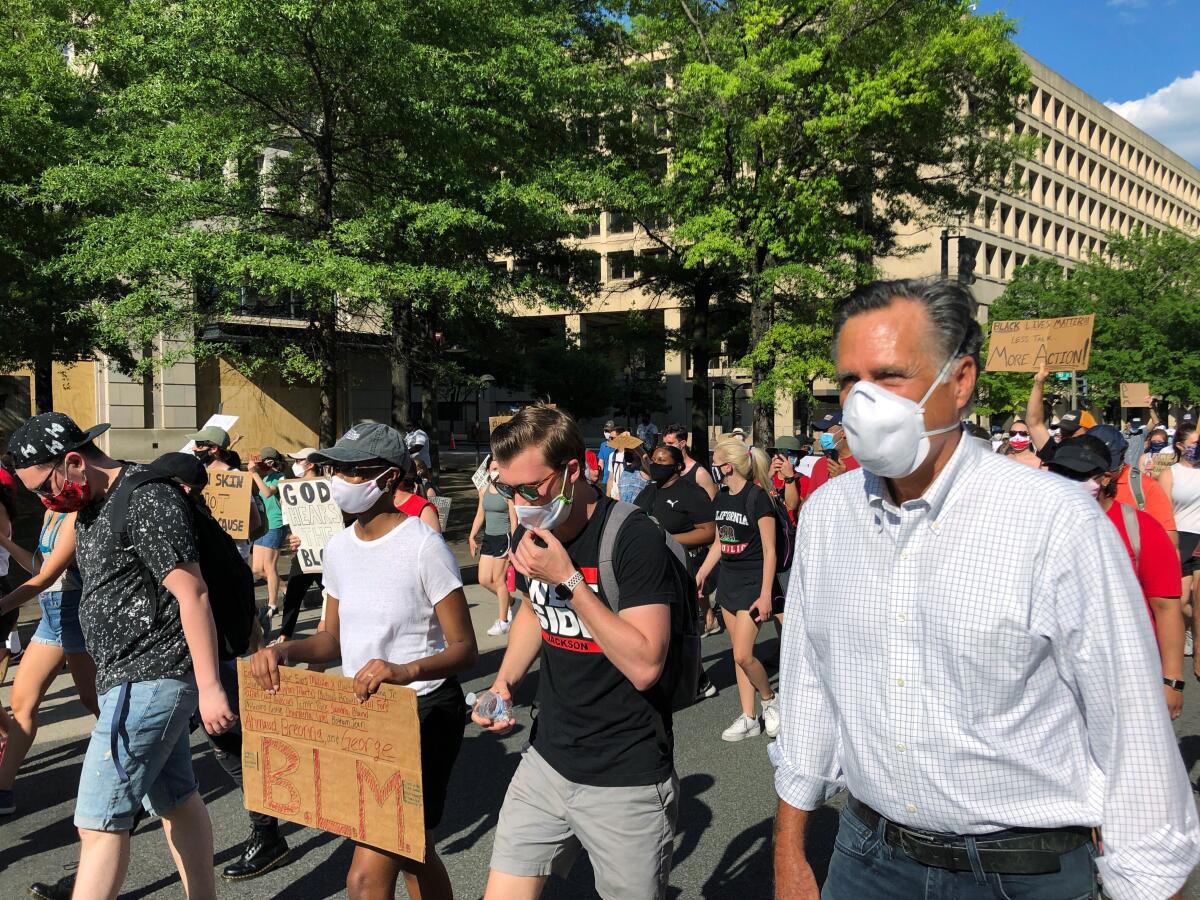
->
[[1016, 122, 1200, 231], [975, 189, 1159, 250], [498, 248, 666, 284], [1023, 84, 1200, 212]]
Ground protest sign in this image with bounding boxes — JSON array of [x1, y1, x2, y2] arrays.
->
[[279, 478, 343, 573], [237, 661, 425, 860], [984, 315, 1094, 373], [488, 415, 513, 433], [1120, 383, 1151, 408], [203, 470, 252, 540], [609, 433, 645, 451], [180, 414, 238, 452], [431, 496, 451, 532], [471, 456, 491, 491]]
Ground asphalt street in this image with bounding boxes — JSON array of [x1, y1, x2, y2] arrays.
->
[[2, 581, 1199, 899]]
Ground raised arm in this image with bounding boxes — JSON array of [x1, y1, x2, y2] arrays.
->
[[1026, 365, 1052, 451]]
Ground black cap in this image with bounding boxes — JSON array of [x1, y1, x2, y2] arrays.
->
[[150, 452, 209, 490], [812, 411, 842, 431], [310, 422, 410, 468], [1086, 424, 1129, 472], [1058, 410, 1083, 432], [1047, 435, 1111, 477], [6, 413, 110, 469]]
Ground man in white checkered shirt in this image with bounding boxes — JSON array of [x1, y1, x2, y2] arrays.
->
[[771, 278, 1200, 900]]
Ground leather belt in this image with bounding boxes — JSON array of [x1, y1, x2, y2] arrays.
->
[[847, 796, 1092, 876]]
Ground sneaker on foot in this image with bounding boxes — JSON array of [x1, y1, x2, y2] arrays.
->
[[761, 697, 781, 738], [696, 676, 718, 701], [0, 788, 15, 815], [486, 619, 511, 637], [721, 714, 762, 742]]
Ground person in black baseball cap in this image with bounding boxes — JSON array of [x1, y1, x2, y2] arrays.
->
[[6, 412, 236, 899]]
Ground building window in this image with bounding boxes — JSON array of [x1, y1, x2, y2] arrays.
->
[[608, 251, 636, 281], [575, 209, 602, 238], [607, 211, 635, 234]]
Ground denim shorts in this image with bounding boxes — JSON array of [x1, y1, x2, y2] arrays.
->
[[31, 590, 87, 655], [74, 675, 200, 832], [254, 526, 287, 550]]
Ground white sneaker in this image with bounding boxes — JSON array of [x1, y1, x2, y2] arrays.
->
[[486, 619, 511, 637], [1187, 630, 1194, 658], [762, 698, 781, 738], [721, 714, 762, 742]]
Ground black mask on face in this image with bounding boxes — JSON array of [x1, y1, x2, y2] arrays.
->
[[647, 462, 677, 484], [193, 447, 215, 463]]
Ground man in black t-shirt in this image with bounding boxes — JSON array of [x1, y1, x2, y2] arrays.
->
[[7, 413, 235, 900], [474, 405, 679, 900]]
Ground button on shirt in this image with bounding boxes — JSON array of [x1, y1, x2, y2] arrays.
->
[[770, 434, 1200, 900]]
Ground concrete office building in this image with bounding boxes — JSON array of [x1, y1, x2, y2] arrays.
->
[[2, 55, 1198, 455]]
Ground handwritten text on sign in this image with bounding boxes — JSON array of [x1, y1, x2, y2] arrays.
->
[[203, 471, 252, 540], [279, 478, 343, 573], [237, 661, 425, 860], [984, 315, 1095, 373], [1120, 383, 1152, 408]]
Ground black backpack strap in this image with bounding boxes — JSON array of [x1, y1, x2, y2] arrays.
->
[[109, 468, 177, 623]]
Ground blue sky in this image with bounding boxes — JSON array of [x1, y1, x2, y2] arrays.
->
[[975, 0, 1200, 167]]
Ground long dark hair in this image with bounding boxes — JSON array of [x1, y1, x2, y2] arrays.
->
[[1174, 424, 1197, 462]]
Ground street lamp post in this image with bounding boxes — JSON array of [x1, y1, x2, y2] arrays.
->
[[623, 365, 633, 429], [476, 374, 495, 465]]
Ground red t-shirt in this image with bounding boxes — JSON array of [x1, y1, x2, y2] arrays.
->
[[802, 454, 860, 499], [1106, 501, 1181, 636]]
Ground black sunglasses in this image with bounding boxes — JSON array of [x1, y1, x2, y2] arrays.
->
[[322, 463, 392, 479], [494, 466, 567, 502]]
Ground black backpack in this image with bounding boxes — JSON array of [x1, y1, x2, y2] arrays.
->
[[597, 500, 702, 712], [110, 461, 257, 661], [740, 483, 796, 574]]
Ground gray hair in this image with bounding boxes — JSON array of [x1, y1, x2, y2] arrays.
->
[[832, 277, 983, 408], [834, 278, 983, 364]]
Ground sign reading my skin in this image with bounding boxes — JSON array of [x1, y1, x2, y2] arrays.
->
[[237, 660, 426, 860], [984, 315, 1095, 373], [202, 470, 252, 540]]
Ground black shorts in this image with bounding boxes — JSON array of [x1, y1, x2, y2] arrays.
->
[[717, 566, 784, 614], [1180, 532, 1200, 577], [480, 532, 511, 559], [418, 678, 466, 831]]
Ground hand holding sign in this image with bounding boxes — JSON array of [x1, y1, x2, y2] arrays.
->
[[279, 478, 343, 573], [985, 316, 1094, 373]]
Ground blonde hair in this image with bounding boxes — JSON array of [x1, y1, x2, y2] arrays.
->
[[714, 437, 772, 488]]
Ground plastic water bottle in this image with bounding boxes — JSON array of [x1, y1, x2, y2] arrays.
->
[[465, 690, 508, 722]]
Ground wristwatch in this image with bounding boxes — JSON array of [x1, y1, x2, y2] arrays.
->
[[1164, 676, 1186, 692], [555, 571, 585, 603], [783, 474, 798, 484]]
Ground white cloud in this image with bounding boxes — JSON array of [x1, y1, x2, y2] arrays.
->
[[1106, 71, 1200, 167]]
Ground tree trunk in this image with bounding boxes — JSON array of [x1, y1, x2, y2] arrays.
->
[[34, 352, 53, 415], [390, 296, 411, 431], [749, 251, 774, 446], [422, 371, 440, 475], [317, 300, 338, 445], [689, 280, 713, 463]]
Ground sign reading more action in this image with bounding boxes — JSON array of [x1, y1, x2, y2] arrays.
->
[[237, 661, 425, 860], [985, 315, 1095, 373], [1120, 383, 1152, 408], [279, 478, 343, 573], [203, 470, 252, 540]]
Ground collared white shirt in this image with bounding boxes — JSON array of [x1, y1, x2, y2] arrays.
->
[[770, 433, 1200, 899]]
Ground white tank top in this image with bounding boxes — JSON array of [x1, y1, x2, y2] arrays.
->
[[1170, 464, 1200, 534]]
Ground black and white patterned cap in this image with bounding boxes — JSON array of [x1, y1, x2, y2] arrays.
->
[[7, 412, 111, 469]]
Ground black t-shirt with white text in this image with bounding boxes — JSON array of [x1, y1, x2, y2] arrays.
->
[[635, 478, 714, 538], [713, 483, 774, 574], [514, 492, 676, 787]]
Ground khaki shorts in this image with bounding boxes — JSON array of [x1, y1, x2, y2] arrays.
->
[[490, 747, 678, 900]]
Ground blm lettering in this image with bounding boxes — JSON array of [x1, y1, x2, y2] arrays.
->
[[237, 661, 425, 860], [985, 315, 1094, 373]]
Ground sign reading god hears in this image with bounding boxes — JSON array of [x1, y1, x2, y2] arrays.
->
[[203, 470, 253, 540], [985, 315, 1094, 373], [237, 660, 425, 860], [279, 478, 343, 573]]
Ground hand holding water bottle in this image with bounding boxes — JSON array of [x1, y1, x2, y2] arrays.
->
[[470, 677, 516, 734]]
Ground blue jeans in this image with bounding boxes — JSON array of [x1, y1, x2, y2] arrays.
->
[[74, 676, 199, 831], [824, 805, 1100, 900], [31, 589, 87, 654]]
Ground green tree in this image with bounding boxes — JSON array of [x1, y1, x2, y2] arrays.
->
[[979, 229, 1200, 421], [42, 0, 603, 445], [0, 1, 129, 410], [605, 0, 1032, 444]]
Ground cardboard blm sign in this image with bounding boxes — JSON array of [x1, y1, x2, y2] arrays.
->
[[279, 478, 343, 573], [1120, 383, 1151, 408], [984, 315, 1094, 373], [203, 470, 253, 540]]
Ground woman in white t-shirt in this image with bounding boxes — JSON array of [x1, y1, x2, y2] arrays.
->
[[250, 424, 477, 900]]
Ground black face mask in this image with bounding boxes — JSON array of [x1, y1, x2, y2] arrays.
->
[[193, 447, 214, 463], [624, 456, 641, 472], [711, 464, 726, 483], [647, 462, 677, 484]]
